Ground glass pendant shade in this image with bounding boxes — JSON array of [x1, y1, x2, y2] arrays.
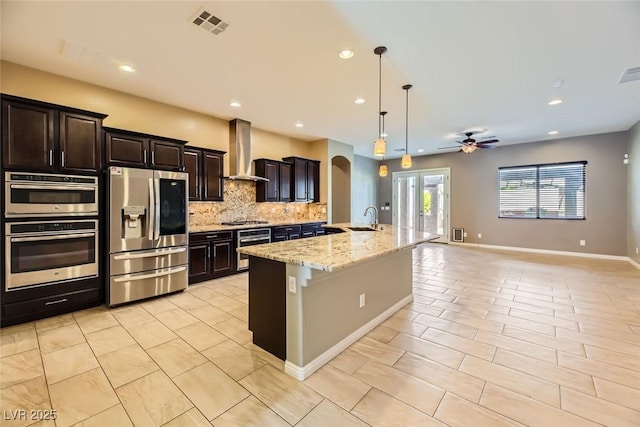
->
[[379, 164, 388, 177], [401, 154, 412, 169], [374, 138, 386, 156]]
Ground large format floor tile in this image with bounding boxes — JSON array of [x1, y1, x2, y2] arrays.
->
[[0, 245, 638, 426]]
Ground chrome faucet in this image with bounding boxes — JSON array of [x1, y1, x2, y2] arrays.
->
[[364, 206, 379, 228]]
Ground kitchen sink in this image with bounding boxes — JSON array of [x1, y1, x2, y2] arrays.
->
[[348, 226, 377, 232]]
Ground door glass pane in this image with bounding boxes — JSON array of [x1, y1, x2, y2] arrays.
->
[[158, 179, 186, 236], [421, 174, 444, 236], [396, 175, 417, 229]]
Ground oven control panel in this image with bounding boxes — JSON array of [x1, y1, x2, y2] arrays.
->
[[9, 221, 98, 234]]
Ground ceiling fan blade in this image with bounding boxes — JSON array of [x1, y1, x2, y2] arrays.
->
[[478, 139, 499, 144], [438, 146, 460, 150], [478, 144, 496, 149]]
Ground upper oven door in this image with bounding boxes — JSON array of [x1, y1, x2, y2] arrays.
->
[[5, 172, 99, 217], [5, 220, 99, 291]]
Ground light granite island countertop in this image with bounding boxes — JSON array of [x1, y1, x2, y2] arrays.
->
[[237, 222, 434, 272], [237, 224, 434, 380]]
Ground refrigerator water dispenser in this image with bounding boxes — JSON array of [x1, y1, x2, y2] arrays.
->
[[122, 206, 147, 238]]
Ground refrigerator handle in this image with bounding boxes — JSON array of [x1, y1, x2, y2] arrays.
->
[[154, 177, 161, 242], [148, 178, 155, 241]]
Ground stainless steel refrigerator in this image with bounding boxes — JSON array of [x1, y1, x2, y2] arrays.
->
[[107, 166, 188, 306]]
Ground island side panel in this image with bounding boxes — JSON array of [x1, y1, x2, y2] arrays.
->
[[286, 248, 413, 368], [248, 256, 287, 360]]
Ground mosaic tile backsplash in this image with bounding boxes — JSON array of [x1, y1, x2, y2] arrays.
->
[[189, 179, 327, 227]]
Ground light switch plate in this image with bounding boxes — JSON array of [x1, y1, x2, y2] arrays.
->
[[288, 276, 297, 293]]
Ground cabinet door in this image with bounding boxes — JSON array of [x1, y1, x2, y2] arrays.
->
[[150, 140, 184, 171], [211, 240, 233, 275], [279, 162, 292, 202], [2, 100, 55, 171], [272, 234, 287, 242], [59, 112, 102, 173], [105, 132, 148, 167], [203, 151, 224, 201], [188, 243, 211, 283], [308, 161, 320, 202], [293, 159, 308, 202], [184, 149, 201, 201]]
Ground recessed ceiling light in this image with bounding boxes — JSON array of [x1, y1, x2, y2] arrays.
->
[[295, 122, 304, 128], [354, 98, 366, 104], [338, 49, 354, 59], [229, 101, 241, 108], [548, 99, 563, 105], [548, 130, 559, 135], [118, 64, 135, 73], [418, 149, 424, 153]]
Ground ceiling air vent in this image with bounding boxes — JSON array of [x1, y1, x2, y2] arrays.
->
[[191, 8, 228, 35], [618, 66, 640, 83]]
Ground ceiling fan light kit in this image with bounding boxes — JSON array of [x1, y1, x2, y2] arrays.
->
[[373, 46, 387, 157], [401, 84, 413, 169]]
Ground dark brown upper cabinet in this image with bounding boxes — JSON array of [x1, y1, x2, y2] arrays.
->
[[104, 127, 185, 171], [184, 147, 225, 201], [1, 94, 106, 173], [254, 159, 292, 202], [282, 156, 320, 202]]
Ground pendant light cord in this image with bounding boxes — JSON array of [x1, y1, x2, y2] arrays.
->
[[378, 52, 382, 138], [403, 84, 412, 153]]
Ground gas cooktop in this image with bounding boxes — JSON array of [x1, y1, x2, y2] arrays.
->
[[220, 220, 270, 226]]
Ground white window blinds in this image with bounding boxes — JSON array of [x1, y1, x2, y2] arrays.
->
[[499, 162, 586, 219]]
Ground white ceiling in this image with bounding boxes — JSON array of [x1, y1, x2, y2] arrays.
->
[[2, 1, 639, 158]]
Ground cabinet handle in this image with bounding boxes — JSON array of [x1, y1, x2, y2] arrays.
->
[[143, 150, 147, 164], [206, 235, 218, 239], [45, 298, 68, 306], [61, 151, 65, 168], [152, 151, 155, 165], [49, 150, 53, 166]]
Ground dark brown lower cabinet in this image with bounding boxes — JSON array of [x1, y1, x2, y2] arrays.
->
[[188, 231, 235, 284]]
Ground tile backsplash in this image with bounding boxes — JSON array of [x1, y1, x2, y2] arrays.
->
[[189, 179, 327, 226]]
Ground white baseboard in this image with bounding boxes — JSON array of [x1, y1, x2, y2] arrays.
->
[[284, 294, 414, 381], [629, 257, 640, 271], [450, 242, 630, 262]]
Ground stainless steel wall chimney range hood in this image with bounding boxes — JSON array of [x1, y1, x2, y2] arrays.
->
[[227, 118, 268, 181]]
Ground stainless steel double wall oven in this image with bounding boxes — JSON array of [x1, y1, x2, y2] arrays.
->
[[4, 172, 100, 291]]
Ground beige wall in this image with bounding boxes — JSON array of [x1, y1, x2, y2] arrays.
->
[[378, 131, 629, 256], [628, 121, 640, 264], [331, 156, 351, 223], [1, 61, 321, 190], [351, 154, 378, 222], [326, 139, 354, 223]]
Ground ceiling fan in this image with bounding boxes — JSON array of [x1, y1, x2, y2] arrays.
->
[[438, 131, 499, 153]]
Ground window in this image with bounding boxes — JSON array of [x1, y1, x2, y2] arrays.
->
[[499, 162, 586, 219]]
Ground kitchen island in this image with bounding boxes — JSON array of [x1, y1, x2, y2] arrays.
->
[[237, 223, 433, 380]]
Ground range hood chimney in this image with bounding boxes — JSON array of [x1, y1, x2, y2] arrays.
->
[[228, 118, 268, 181]]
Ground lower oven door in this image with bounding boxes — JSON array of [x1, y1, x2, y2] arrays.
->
[[109, 265, 188, 306], [6, 229, 98, 291]]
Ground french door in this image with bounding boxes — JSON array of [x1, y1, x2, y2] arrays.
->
[[392, 168, 450, 243]]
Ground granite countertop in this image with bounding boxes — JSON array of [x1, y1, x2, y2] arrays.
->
[[236, 223, 434, 272], [189, 219, 326, 233]]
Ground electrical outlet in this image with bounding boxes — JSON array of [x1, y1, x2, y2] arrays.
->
[[359, 293, 366, 308], [636, 247, 638, 254], [477, 233, 482, 239], [288, 276, 297, 293], [463, 232, 468, 238], [579, 240, 586, 246]]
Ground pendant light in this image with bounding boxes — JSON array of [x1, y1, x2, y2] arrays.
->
[[373, 46, 387, 157], [379, 111, 388, 177], [401, 84, 413, 169]]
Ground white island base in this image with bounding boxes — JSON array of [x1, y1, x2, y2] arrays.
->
[[248, 248, 414, 380]]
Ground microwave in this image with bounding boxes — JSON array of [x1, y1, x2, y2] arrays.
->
[[5, 172, 99, 217]]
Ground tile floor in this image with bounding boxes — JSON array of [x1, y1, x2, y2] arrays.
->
[[1, 244, 640, 426]]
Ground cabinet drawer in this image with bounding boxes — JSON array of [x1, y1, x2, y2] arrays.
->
[[302, 222, 325, 232], [189, 231, 233, 243], [272, 225, 301, 235], [3, 288, 101, 319]]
